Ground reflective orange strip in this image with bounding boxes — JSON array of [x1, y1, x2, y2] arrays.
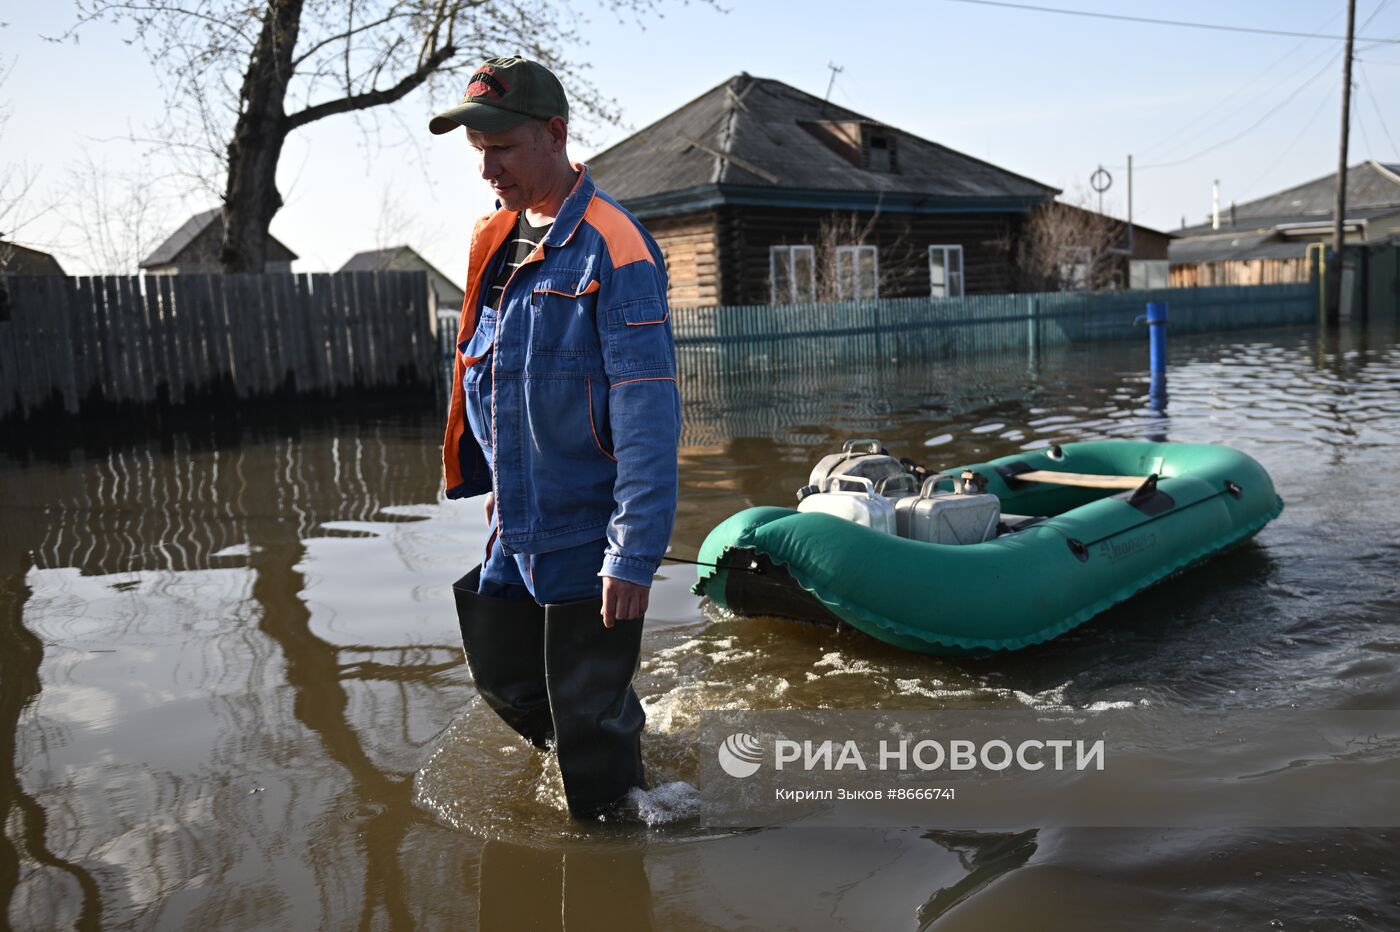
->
[[534, 280, 600, 299], [624, 309, 670, 326], [610, 376, 676, 388]]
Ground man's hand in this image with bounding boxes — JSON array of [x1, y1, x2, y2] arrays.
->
[[601, 576, 649, 629], [483, 492, 494, 525]]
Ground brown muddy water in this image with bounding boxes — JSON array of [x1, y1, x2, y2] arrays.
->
[[3, 319, 1399, 930]]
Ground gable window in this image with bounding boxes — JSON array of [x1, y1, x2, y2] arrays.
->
[[835, 245, 879, 300], [867, 134, 893, 172], [929, 245, 964, 298], [770, 245, 816, 304]]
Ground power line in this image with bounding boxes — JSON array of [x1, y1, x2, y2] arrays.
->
[[1136, 0, 1391, 163], [1357, 61, 1400, 159], [1135, 16, 1342, 163], [1355, 89, 1378, 161], [1235, 83, 1337, 202], [1136, 48, 1344, 170], [944, 0, 1400, 43]]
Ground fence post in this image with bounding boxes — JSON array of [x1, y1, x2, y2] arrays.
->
[[1146, 301, 1168, 414], [1026, 294, 1039, 370]]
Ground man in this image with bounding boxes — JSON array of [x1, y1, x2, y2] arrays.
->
[[430, 57, 680, 819]]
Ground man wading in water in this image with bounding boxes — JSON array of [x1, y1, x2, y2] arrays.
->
[[431, 58, 680, 819]]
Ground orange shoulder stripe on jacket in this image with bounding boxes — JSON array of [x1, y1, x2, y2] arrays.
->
[[582, 197, 653, 269]]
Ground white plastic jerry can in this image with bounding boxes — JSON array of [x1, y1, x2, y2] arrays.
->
[[894, 473, 1001, 544], [796, 474, 898, 535]]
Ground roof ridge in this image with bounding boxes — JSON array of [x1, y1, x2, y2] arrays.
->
[[733, 75, 1052, 191], [587, 75, 739, 165]]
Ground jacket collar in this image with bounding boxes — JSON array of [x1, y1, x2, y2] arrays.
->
[[481, 162, 593, 254], [543, 163, 594, 248]]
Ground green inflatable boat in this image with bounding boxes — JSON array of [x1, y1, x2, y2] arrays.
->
[[693, 441, 1283, 655]]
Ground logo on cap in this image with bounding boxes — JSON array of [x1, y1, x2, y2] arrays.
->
[[465, 67, 508, 101]]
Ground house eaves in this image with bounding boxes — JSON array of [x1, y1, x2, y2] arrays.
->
[[623, 183, 1048, 221]]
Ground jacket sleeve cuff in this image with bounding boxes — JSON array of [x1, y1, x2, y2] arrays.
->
[[599, 553, 658, 588]]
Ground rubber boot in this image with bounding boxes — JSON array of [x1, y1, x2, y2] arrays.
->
[[543, 597, 646, 819], [452, 566, 554, 748]]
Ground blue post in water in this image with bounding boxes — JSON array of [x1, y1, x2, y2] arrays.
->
[[1147, 301, 1168, 415]]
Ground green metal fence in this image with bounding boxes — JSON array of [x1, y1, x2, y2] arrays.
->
[[437, 283, 1317, 402], [671, 283, 1316, 375]]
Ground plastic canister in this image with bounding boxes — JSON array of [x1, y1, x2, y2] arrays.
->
[[796, 474, 898, 535], [894, 474, 1001, 544]]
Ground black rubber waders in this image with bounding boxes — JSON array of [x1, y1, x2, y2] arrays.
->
[[452, 566, 554, 748], [544, 596, 646, 819], [453, 565, 647, 819]]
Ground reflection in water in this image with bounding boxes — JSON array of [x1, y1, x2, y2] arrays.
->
[[2, 319, 1399, 928], [0, 562, 103, 930], [477, 840, 653, 931], [915, 830, 1038, 928]]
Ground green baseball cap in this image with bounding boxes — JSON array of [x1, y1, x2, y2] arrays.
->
[[428, 57, 569, 135]]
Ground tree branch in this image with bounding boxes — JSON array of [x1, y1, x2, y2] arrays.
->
[[284, 42, 456, 131], [292, 6, 414, 67]]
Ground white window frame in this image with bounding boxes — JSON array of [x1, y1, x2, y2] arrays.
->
[[928, 245, 965, 299], [1057, 245, 1093, 291], [834, 245, 879, 301], [769, 245, 816, 304]]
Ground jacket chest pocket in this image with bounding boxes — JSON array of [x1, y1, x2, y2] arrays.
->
[[530, 280, 601, 357]]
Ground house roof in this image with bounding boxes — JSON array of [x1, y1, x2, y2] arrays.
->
[[338, 245, 464, 305], [0, 240, 66, 275], [1177, 161, 1400, 239], [338, 245, 452, 281], [1168, 232, 1311, 264], [141, 208, 299, 267], [587, 73, 1059, 216]]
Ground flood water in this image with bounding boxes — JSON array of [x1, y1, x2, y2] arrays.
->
[[3, 317, 1399, 930]]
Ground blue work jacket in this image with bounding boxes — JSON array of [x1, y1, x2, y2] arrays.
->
[[441, 165, 681, 588]]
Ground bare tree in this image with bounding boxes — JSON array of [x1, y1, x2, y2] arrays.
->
[[812, 209, 923, 301], [0, 51, 56, 270], [53, 148, 169, 274], [1002, 195, 1128, 292], [60, 0, 716, 273]]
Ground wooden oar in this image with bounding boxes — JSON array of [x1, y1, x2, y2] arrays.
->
[[1014, 470, 1153, 490]]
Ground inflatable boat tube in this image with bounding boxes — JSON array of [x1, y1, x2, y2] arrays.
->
[[693, 441, 1283, 655]]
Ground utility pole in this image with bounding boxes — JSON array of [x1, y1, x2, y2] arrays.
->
[[822, 62, 843, 115], [1127, 154, 1134, 258], [1327, 0, 1357, 325]]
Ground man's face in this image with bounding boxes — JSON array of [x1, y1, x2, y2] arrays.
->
[[465, 118, 564, 213]]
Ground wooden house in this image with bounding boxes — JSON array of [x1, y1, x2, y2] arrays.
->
[[141, 208, 297, 275], [1170, 161, 1400, 287], [0, 240, 66, 276], [587, 73, 1060, 306], [338, 245, 465, 312]]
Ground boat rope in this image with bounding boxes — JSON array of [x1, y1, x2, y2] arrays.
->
[[1041, 480, 1242, 561], [662, 554, 766, 575]]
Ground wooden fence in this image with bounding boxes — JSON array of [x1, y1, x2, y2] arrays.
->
[[0, 271, 435, 423]]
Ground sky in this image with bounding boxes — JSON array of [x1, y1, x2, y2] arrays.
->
[[3, 0, 1399, 279]]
